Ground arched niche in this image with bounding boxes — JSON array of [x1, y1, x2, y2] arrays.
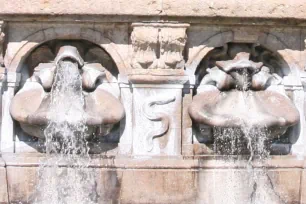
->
[[194, 42, 292, 86], [186, 30, 302, 86], [10, 39, 125, 153], [188, 38, 302, 155], [5, 27, 128, 75], [19, 39, 120, 86]]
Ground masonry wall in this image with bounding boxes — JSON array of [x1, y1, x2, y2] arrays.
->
[[0, 1, 306, 203]]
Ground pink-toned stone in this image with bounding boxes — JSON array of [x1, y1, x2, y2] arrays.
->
[[119, 169, 197, 203], [0, 164, 8, 204], [6, 166, 37, 203], [1, 0, 306, 20]]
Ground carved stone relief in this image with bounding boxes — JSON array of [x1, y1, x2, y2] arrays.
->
[[131, 26, 159, 69], [0, 22, 304, 158], [189, 43, 300, 154], [142, 95, 176, 152], [10, 40, 125, 142], [131, 23, 189, 69], [132, 87, 181, 156]]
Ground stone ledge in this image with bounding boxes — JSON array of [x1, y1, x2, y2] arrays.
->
[[0, 0, 306, 21], [2, 154, 305, 169], [1, 155, 304, 203], [4, 165, 303, 203]]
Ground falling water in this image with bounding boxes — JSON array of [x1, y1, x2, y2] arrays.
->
[[212, 89, 284, 204], [213, 126, 269, 159], [32, 61, 98, 204]]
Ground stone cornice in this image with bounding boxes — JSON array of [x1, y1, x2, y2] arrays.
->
[[1, 0, 306, 25]]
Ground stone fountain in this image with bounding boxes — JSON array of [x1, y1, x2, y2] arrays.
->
[[189, 43, 300, 155], [10, 45, 124, 141], [0, 1, 305, 203]]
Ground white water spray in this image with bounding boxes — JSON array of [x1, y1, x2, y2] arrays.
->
[[212, 89, 283, 204], [32, 61, 98, 204]]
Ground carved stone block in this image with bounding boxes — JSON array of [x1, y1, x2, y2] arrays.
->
[[131, 26, 159, 69], [132, 86, 182, 156], [131, 23, 189, 69]]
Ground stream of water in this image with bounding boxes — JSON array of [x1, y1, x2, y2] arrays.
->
[[212, 90, 284, 204], [32, 61, 98, 204]]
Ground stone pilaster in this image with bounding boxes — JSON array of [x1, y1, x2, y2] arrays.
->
[[128, 22, 190, 156], [129, 74, 188, 156], [1, 72, 21, 152]]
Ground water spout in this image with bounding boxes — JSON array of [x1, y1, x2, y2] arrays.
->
[[33, 49, 97, 204]]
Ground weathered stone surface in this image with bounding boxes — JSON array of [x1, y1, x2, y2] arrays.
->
[[1, 0, 306, 21], [120, 169, 197, 203], [1, 21, 305, 157], [6, 166, 37, 203], [0, 159, 8, 204], [2, 154, 304, 170], [301, 170, 306, 204], [5, 22, 129, 74], [162, 0, 306, 19], [0, 0, 161, 16], [197, 168, 301, 204], [267, 169, 302, 203], [131, 23, 188, 69], [0, 5, 306, 204], [2, 155, 304, 204]]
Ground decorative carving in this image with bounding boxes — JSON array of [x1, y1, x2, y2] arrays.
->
[[142, 95, 176, 151], [131, 26, 159, 69], [10, 43, 125, 139], [189, 43, 299, 143], [159, 27, 187, 69], [131, 23, 188, 69]]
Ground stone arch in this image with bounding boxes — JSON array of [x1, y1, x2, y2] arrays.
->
[[257, 32, 300, 76], [6, 27, 128, 74], [186, 30, 300, 79], [185, 31, 234, 75], [187, 30, 303, 150]]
